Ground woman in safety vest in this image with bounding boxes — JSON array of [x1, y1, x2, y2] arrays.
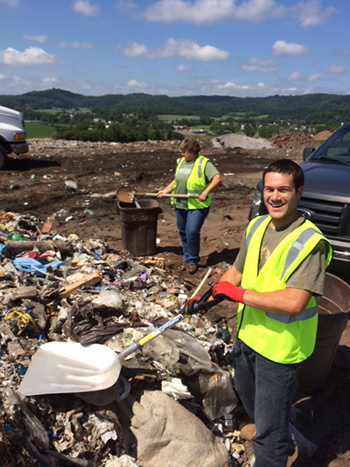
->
[[209, 159, 332, 466], [157, 138, 221, 274]]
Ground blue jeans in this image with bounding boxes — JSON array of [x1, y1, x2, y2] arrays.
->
[[175, 208, 209, 265], [233, 338, 299, 467]]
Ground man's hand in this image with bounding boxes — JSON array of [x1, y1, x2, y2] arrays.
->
[[181, 297, 200, 315], [212, 281, 246, 304]]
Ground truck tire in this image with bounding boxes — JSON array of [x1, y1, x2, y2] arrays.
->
[[0, 146, 9, 170]]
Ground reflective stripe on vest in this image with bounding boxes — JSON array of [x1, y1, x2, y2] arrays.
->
[[171, 155, 211, 209], [238, 214, 333, 363]]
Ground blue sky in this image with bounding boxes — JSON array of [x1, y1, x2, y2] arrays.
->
[[0, 0, 348, 98]]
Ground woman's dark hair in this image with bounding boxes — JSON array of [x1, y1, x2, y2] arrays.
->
[[263, 159, 304, 190], [179, 138, 201, 155]]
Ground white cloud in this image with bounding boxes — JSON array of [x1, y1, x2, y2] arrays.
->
[[0, 47, 56, 66], [290, 0, 337, 28], [58, 41, 94, 49], [140, 0, 336, 27], [240, 58, 278, 73], [123, 38, 228, 62], [82, 83, 93, 90], [0, 73, 5, 79], [216, 81, 250, 91], [234, 0, 280, 21], [287, 71, 302, 80], [175, 64, 192, 72], [41, 77, 61, 87], [272, 40, 309, 57], [23, 35, 47, 44], [308, 73, 322, 82], [323, 65, 346, 74], [123, 43, 149, 56], [73, 0, 100, 17], [126, 79, 148, 89], [0, 0, 18, 6], [142, 0, 278, 24]]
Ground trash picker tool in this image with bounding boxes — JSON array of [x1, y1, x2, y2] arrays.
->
[[18, 271, 221, 397]]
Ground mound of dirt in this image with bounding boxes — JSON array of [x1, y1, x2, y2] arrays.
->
[[313, 130, 332, 141], [270, 132, 318, 149]]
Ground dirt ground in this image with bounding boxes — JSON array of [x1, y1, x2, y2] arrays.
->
[[1, 137, 350, 466]]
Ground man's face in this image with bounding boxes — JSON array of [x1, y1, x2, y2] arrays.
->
[[263, 171, 303, 229]]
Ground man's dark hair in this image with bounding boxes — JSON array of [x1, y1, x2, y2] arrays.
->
[[263, 159, 304, 190]]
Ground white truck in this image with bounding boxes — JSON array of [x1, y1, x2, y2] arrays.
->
[[0, 105, 29, 169]]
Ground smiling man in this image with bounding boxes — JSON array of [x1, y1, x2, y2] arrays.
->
[[210, 159, 333, 466]]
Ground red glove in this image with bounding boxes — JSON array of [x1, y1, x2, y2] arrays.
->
[[212, 281, 246, 304], [181, 297, 200, 315]]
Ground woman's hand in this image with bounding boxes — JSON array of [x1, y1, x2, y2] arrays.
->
[[198, 190, 209, 202], [158, 180, 175, 197]]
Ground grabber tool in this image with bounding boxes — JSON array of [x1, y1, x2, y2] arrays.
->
[[180, 281, 223, 315]]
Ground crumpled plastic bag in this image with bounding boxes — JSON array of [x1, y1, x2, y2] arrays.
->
[[161, 378, 192, 400], [63, 301, 128, 345], [92, 286, 124, 310], [200, 371, 238, 420], [145, 329, 214, 374], [12, 257, 65, 277]]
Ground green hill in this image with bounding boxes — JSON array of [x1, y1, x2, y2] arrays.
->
[[1, 88, 349, 124]]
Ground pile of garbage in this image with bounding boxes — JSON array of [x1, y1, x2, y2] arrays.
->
[[0, 211, 250, 467]]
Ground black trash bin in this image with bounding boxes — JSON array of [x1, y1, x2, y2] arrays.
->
[[298, 273, 350, 392], [118, 199, 161, 256]]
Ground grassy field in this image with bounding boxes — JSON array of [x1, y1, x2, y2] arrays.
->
[[158, 114, 200, 121], [26, 122, 56, 138]]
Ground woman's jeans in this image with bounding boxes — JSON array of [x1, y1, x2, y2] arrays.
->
[[233, 338, 300, 467], [175, 208, 209, 265]]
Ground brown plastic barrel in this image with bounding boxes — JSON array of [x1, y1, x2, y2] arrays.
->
[[118, 200, 160, 256], [298, 273, 350, 392]]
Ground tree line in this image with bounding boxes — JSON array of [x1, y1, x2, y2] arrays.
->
[[2, 88, 349, 124], [2, 88, 349, 142]]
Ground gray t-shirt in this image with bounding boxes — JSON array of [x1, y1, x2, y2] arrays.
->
[[234, 216, 327, 295], [174, 156, 219, 210]]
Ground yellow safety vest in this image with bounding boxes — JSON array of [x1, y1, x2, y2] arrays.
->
[[171, 155, 211, 209], [237, 214, 333, 364]]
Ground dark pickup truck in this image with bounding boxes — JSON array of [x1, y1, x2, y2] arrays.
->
[[249, 123, 350, 280]]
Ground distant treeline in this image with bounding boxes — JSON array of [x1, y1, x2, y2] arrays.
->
[[1, 88, 349, 126]]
